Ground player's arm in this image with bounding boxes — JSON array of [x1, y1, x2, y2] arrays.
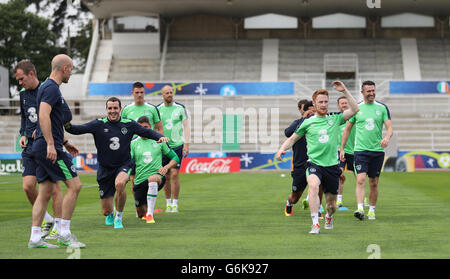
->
[[153, 107, 164, 135], [132, 121, 168, 142], [276, 133, 301, 161], [182, 117, 190, 158], [380, 119, 393, 148], [64, 120, 97, 135], [39, 102, 57, 163], [19, 95, 27, 148], [340, 121, 354, 162], [63, 137, 80, 157], [332, 81, 359, 120]]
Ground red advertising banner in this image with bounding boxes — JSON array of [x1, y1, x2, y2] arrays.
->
[[180, 157, 241, 173]]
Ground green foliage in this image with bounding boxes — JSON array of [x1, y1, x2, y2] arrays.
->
[[0, 0, 64, 93]]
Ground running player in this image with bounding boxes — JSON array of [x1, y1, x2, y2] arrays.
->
[[284, 99, 314, 216], [336, 96, 356, 208], [276, 81, 359, 234], [64, 97, 169, 229], [131, 116, 180, 223], [340, 80, 393, 220], [157, 85, 190, 213]]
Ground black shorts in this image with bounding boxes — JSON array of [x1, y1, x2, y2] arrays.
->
[[162, 144, 183, 169], [339, 153, 355, 171], [22, 139, 37, 177], [33, 141, 78, 183], [291, 166, 307, 193], [354, 151, 385, 178], [97, 161, 133, 199], [133, 175, 166, 207], [306, 162, 342, 195]]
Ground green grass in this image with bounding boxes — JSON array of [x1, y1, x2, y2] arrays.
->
[[0, 171, 449, 259]]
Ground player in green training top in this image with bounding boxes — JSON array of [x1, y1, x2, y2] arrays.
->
[[122, 82, 164, 216], [131, 116, 180, 224], [340, 80, 393, 221], [336, 96, 356, 208], [157, 85, 191, 213], [121, 82, 164, 135], [276, 81, 359, 234]]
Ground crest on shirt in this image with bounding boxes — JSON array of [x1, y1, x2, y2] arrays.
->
[[375, 109, 381, 116], [121, 127, 128, 135], [104, 128, 109, 133], [327, 118, 334, 126]]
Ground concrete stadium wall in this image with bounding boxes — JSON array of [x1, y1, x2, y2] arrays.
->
[[168, 15, 450, 40]]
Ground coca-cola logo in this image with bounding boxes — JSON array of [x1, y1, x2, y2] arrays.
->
[[181, 157, 240, 173]]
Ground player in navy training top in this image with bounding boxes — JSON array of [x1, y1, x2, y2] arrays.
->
[[64, 97, 169, 229], [28, 54, 84, 249], [283, 100, 316, 217]]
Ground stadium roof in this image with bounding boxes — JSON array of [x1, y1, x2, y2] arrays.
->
[[83, 0, 450, 19]]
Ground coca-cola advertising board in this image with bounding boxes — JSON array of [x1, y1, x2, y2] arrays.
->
[[180, 157, 241, 173]]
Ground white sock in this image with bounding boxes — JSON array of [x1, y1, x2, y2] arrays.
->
[[286, 200, 292, 206], [30, 226, 41, 242], [115, 211, 123, 221], [172, 199, 178, 207], [369, 206, 376, 212], [357, 203, 364, 211], [61, 219, 71, 237], [44, 211, 53, 223], [147, 182, 158, 215], [337, 195, 343, 202], [306, 195, 309, 201], [166, 199, 172, 206], [54, 218, 61, 232], [311, 213, 319, 226]]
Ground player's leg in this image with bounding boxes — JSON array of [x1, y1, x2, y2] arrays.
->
[[58, 176, 84, 248], [285, 167, 307, 216], [44, 182, 63, 239], [307, 173, 321, 234], [337, 168, 345, 207], [145, 174, 162, 223], [168, 168, 180, 212], [367, 152, 384, 220], [113, 171, 130, 228], [29, 180, 55, 243], [28, 179, 59, 248], [354, 152, 369, 220], [323, 165, 340, 229]]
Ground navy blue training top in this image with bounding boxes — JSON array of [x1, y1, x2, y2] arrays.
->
[[34, 79, 72, 152], [19, 82, 40, 139], [284, 117, 308, 169], [65, 117, 163, 168]]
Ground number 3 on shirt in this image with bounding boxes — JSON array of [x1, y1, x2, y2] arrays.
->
[[318, 129, 329, 143], [365, 118, 375, 131], [109, 137, 120, 150]]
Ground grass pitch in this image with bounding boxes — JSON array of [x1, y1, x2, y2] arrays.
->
[[0, 171, 449, 259]]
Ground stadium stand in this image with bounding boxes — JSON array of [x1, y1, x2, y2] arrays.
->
[[3, 1, 450, 156]]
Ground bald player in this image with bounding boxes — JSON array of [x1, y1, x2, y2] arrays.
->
[[28, 54, 84, 249]]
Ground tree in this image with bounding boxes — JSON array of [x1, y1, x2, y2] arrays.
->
[[0, 0, 64, 95]]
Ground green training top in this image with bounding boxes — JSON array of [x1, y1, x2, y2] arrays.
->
[[121, 102, 161, 127], [130, 137, 178, 185], [295, 113, 345, 167], [349, 101, 391, 152], [157, 102, 187, 148]]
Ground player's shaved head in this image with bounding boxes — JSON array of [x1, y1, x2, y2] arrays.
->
[[51, 54, 73, 71]]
